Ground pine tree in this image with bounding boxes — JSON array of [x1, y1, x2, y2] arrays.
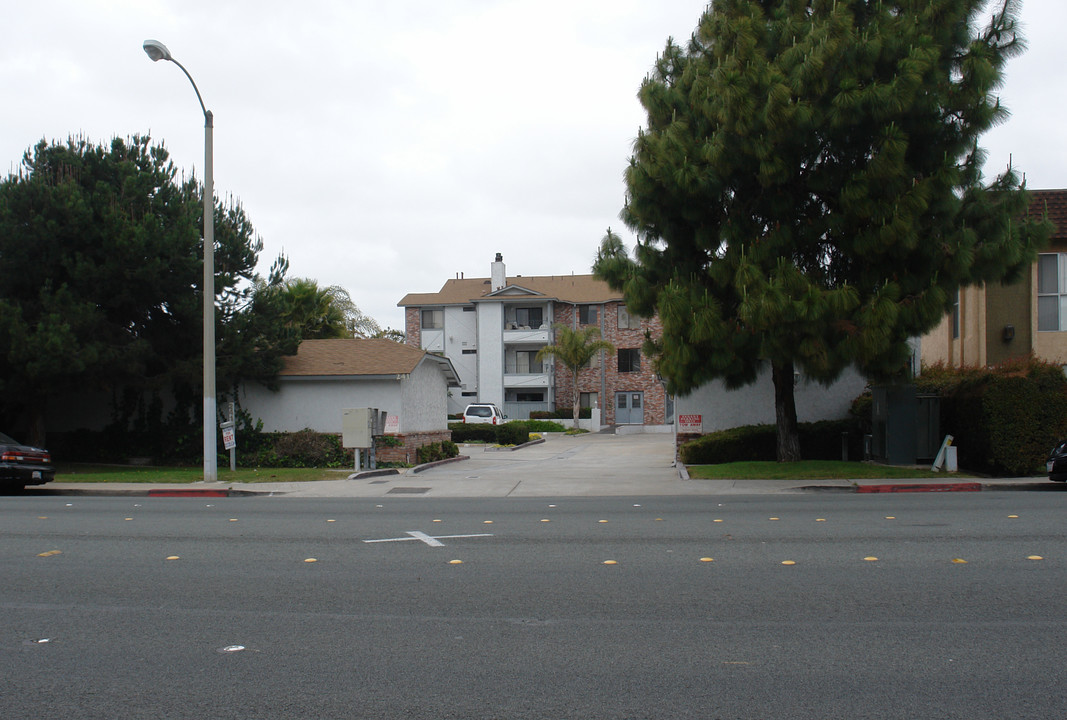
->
[[595, 0, 1051, 461]]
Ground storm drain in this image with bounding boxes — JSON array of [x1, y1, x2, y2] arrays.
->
[[387, 487, 431, 495]]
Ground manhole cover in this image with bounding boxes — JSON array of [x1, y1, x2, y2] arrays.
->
[[387, 487, 431, 495]]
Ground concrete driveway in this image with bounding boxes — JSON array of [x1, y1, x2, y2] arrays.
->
[[412, 431, 687, 497]]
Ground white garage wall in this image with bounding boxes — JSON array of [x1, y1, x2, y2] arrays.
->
[[675, 366, 867, 432], [239, 378, 402, 433]]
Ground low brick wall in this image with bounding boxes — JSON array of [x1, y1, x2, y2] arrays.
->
[[676, 432, 701, 450], [375, 430, 452, 465]]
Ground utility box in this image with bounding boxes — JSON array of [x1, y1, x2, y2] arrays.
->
[[870, 385, 941, 465], [915, 394, 941, 461], [342, 408, 374, 449], [870, 385, 917, 465]]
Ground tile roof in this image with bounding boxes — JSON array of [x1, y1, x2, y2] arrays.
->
[[1028, 189, 1067, 243], [398, 274, 623, 307], [279, 338, 427, 377]]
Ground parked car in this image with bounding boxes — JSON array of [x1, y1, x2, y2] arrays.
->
[[462, 403, 506, 425], [0, 432, 55, 489], [1048, 440, 1067, 481]]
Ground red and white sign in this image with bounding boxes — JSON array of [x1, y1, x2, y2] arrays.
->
[[384, 414, 400, 434], [678, 414, 703, 433]]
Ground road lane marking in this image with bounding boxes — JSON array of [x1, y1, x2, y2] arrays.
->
[[363, 531, 494, 547]]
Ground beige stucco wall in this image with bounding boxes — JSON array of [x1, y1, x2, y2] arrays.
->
[[919, 285, 988, 368]]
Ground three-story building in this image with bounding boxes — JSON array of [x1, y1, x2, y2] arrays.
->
[[398, 254, 667, 425]]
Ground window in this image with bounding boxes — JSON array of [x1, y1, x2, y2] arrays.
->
[[583, 352, 600, 370], [618, 348, 641, 373], [515, 391, 544, 402], [579, 305, 599, 325], [1039, 253, 1067, 331], [580, 392, 599, 409], [510, 306, 543, 328], [461, 349, 477, 355], [421, 309, 443, 329], [617, 305, 635, 330], [463, 306, 476, 312], [461, 391, 478, 397], [510, 350, 543, 374]]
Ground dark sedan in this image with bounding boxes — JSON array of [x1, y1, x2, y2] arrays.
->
[[0, 432, 54, 489], [1048, 441, 1067, 482]]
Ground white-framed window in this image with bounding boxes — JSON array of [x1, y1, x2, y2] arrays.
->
[[421, 308, 443, 329], [617, 305, 635, 330], [1038, 253, 1067, 331]]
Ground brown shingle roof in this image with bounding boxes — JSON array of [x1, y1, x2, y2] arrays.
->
[[1028, 190, 1067, 243], [279, 338, 427, 377], [398, 274, 623, 307]]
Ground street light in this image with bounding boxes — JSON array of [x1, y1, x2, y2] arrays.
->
[[143, 39, 217, 483]]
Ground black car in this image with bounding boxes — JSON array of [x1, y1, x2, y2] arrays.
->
[[1048, 441, 1067, 482], [0, 432, 54, 489]]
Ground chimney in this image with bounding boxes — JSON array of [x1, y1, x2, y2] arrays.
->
[[491, 253, 506, 291]]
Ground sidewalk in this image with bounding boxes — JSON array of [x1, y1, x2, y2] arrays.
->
[[30, 430, 1059, 498]]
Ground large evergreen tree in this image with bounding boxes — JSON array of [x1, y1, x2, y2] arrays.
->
[[0, 135, 286, 444], [594, 0, 1051, 461]]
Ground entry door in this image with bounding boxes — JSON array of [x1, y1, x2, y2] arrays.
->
[[615, 392, 643, 424]]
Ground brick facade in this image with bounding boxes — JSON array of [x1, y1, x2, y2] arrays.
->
[[404, 307, 422, 349], [374, 430, 452, 466], [551, 301, 667, 425]]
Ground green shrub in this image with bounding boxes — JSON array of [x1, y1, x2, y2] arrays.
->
[[530, 408, 592, 420], [448, 422, 498, 443], [918, 358, 1067, 475], [680, 419, 863, 464], [441, 440, 459, 458], [520, 419, 567, 433], [495, 421, 530, 446]]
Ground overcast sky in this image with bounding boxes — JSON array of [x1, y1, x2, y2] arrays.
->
[[3, 0, 1064, 331]]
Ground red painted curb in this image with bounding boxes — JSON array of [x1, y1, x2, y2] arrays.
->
[[857, 482, 982, 494], [147, 489, 230, 498]]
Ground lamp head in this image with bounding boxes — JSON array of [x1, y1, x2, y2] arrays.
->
[[143, 40, 172, 62]]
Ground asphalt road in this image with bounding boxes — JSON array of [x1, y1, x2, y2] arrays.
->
[[3, 492, 1067, 719]]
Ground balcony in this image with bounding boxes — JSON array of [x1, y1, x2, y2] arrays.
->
[[503, 325, 549, 345], [504, 361, 550, 388]]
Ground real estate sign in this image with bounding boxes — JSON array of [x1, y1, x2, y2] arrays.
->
[[678, 414, 702, 433]]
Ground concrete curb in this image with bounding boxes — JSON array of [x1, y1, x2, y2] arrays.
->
[[346, 468, 401, 481], [409, 455, 470, 474], [483, 438, 547, 453], [856, 482, 982, 493]]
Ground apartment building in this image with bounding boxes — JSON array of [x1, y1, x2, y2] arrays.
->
[[921, 189, 1067, 368], [398, 254, 667, 425]]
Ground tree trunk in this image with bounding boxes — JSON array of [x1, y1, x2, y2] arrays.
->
[[27, 404, 47, 448], [772, 360, 801, 462], [572, 367, 581, 427]]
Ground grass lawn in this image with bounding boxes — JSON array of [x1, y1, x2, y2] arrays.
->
[[54, 464, 352, 484], [686, 460, 975, 481]]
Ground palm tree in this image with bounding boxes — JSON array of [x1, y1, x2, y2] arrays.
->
[[536, 324, 614, 425], [268, 278, 383, 340]]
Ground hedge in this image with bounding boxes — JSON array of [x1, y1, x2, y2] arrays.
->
[[916, 358, 1067, 476], [530, 408, 592, 420], [447, 419, 565, 445], [680, 419, 865, 465]]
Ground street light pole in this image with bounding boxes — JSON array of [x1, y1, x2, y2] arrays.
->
[[143, 39, 217, 483]]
